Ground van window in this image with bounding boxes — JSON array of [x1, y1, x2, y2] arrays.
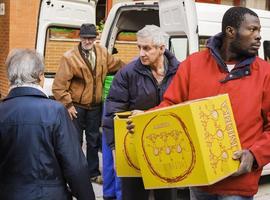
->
[[169, 36, 210, 61], [44, 27, 80, 77], [263, 41, 270, 63], [169, 37, 188, 61]]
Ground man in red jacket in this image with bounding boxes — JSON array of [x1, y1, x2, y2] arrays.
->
[[129, 6, 270, 200]]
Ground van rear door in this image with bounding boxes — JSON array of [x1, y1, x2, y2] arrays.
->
[[159, 0, 199, 58], [36, 0, 96, 55], [36, 0, 96, 96]]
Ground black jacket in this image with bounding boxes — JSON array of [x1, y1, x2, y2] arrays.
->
[[102, 50, 180, 148], [0, 87, 95, 200]]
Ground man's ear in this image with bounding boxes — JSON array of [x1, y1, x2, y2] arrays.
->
[[160, 45, 166, 54], [225, 26, 236, 38], [39, 73, 45, 88]]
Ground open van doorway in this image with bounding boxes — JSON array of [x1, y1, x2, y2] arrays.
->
[[36, 0, 96, 97]]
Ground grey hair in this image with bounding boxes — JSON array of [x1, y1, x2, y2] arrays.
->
[[5, 48, 44, 86], [136, 25, 169, 48]]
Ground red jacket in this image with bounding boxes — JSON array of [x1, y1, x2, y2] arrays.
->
[[158, 49, 270, 196]]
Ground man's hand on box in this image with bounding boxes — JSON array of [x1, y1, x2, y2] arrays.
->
[[231, 150, 255, 176], [126, 110, 144, 134], [126, 119, 135, 134]]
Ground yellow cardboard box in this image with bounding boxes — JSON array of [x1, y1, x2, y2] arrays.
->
[[114, 112, 141, 177], [130, 94, 241, 189]]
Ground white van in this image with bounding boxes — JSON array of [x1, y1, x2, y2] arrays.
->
[[100, 0, 270, 61], [36, 0, 97, 97], [100, 0, 270, 176], [37, 0, 270, 175], [38, 0, 270, 94]]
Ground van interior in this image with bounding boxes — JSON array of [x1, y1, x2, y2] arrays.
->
[[103, 6, 160, 64]]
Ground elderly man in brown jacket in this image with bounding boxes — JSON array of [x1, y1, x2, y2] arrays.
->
[[52, 23, 125, 184]]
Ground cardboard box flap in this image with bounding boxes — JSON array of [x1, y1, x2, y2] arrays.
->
[[115, 111, 132, 119]]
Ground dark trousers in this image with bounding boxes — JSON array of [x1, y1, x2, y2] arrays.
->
[[121, 177, 176, 200], [73, 105, 102, 178]]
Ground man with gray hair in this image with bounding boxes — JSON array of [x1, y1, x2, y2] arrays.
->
[[0, 49, 95, 200], [102, 25, 179, 200]]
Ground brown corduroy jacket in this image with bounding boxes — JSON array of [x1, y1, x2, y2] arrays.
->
[[52, 43, 125, 109]]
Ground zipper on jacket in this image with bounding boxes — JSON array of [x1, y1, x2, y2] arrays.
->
[[146, 72, 161, 106], [83, 62, 97, 105], [79, 68, 86, 104], [157, 85, 161, 105], [92, 48, 98, 105], [92, 68, 97, 105], [154, 75, 170, 106]]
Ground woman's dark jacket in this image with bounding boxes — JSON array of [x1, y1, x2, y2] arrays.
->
[[102, 50, 180, 148], [0, 87, 95, 200]]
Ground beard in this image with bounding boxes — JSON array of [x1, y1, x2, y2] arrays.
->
[[229, 32, 257, 58], [82, 45, 92, 51]]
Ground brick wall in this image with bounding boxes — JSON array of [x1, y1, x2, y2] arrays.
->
[[0, 0, 10, 98], [0, 0, 40, 98], [44, 40, 79, 73], [114, 41, 139, 63], [9, 0, 40, 48], [44, 39, 138, 74]]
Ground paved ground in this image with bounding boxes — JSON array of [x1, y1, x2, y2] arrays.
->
[[82, 138, 104, 199], [88, 139, 270, 200], [92, 183, 103, 200], [92, 175, 270, 200], [254, 175, 270, 200]]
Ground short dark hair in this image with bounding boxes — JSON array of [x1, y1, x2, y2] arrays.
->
[[222, 6, 258, 34]]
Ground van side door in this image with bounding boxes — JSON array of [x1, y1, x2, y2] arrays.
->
[[36, 0, 96, 96]]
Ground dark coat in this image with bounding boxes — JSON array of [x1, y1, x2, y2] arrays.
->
[[0, 87, 95, 200], [102, 50, 180, 148]]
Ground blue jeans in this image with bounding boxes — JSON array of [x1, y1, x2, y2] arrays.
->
[[102, 103, 122, 200], [190, 187, 253, 200], [102, 133, 122, 200], [73, 105, 102, 178]]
